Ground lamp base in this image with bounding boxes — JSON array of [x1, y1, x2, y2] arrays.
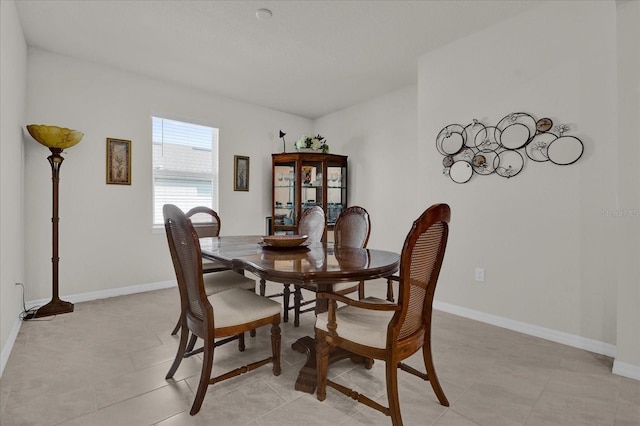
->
[[33, 299, 74, 318]]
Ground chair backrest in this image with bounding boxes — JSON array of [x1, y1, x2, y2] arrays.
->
[[392, 204, 450, 342], [334, 206, 370, 249], [298, 206, 326, 242], [164, 204, 211, 326], [186, 206, 221, 238]]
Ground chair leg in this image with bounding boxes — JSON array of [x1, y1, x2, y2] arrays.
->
[[316, 332, 330, 401], [283, 284, 291, 322], [170, 317, 181, 335], [259, 278, 266, 296], [166, 320, 189, 379], [186, 333, 198, 353], [190, 338, 214, 415], [358, 280, 365, 300], [293, 286, 303, 327], [238, 332, 245, 352], [386, 361, 402, 426], [386, 278, 395, 302], [422, 341, 449, 406], [271, 322, 282, 376]]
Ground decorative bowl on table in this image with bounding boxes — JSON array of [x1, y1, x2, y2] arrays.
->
[[261, 234, 308, 248]]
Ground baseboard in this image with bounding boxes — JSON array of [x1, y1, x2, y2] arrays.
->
[[25, 280, 176, 310], [433, 300, 617, 357], [0, 316, 23, 378], [612, 360, 640, 381]]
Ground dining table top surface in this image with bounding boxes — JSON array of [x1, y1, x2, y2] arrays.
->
[[199, 235, 400, 286]]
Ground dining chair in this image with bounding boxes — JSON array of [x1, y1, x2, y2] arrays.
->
[[289, 206, 326, 326], [185, 206, 231, 274], [315, 203, 451, 426], [290, 206, 372, 327], [331, 206, 371, 298], [163, 204, 281, 415], [170, 206, 256, 337]]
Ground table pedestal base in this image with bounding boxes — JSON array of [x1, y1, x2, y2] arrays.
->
[[292, 335, 371, 394]]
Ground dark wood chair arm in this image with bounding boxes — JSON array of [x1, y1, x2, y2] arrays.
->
[[316, 292, 401, 311]]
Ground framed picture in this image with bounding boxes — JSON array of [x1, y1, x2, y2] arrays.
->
[[106, 138, 131, 185], [234, 155, 249, 191]]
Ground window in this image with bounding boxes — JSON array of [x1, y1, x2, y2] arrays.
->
[[152, 117, 218, 226]]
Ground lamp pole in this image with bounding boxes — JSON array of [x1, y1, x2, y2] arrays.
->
[[34, 147, 74, 317]]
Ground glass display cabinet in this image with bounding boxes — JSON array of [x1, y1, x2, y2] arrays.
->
[[271, 152, 348, 238]]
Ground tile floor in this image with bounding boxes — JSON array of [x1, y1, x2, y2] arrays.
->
[[1, 278, 638, 426]]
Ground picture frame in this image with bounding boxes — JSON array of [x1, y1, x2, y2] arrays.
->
[[106, 138, 131, 185], [234, 155, 249, 191]]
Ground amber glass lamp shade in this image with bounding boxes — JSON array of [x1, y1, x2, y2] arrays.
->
[[26, 124, 84, 149]]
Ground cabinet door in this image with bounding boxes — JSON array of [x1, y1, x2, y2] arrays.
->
[[326, 160, 347, 225], [273, 161, 296, 233], [300, 159, 324, 215]]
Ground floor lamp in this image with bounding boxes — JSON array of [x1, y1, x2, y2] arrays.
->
[[26, 124, 84, 318]]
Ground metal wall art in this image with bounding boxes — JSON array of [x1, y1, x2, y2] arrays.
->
[[437, 113, 584, 184]]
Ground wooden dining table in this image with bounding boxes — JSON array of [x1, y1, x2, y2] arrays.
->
[[199, 235, 400, 393]]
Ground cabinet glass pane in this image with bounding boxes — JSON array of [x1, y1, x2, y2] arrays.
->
[[301, 160, 323, 212], [327, 164, 346, 225], [274, 164, 295, 227]]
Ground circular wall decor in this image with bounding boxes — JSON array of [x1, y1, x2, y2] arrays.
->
[[547, 136, 584, 165], [473, 150, 498, 175], [449, 161, 473, 184], [536, 117, 553, 132], [526, 132, 556, 162], [494, 150, 524, 179], [436, 124, 465, 156], [499, 123, 531, 150], [438, 113, 584, 183]]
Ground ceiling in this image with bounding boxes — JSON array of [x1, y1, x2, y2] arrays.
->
[[15, 0, 541, 119]]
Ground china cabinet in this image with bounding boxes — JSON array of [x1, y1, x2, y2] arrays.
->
[[271, 152, 347, 238]]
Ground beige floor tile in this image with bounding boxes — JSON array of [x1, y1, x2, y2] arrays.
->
[[433, 410, 481, 426], [1, 286, 638, 426], [58, 381, 193, 426], [256, 390, 349, 425]]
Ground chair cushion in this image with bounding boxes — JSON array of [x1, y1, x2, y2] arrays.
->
[[209, 288, 281, 329], [203, 270, 255, 295], [331, 282, 359, 292], [315, 297, 394, 349]]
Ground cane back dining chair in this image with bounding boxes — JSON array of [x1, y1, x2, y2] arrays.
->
[[315, 203, 451, 426], [291, 206, 372, 327], [170, 206, 256, 338], [286, 205, 326, 326], [259, 206, 327, 325], [163, 204, 282, 415], [186, 206, 231, 274], [331, 206, 371, 298]]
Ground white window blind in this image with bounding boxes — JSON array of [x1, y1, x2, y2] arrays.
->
[[152, 117, 219, 226]]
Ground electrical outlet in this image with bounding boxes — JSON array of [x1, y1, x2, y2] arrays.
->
[[474, 268, 485, 282]]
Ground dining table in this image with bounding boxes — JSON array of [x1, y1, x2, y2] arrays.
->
[[199, 235, 400, 393]]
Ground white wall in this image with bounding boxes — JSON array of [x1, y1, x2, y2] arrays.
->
[[417, 0, 618, 345], [614, 0, 640, 377], [314, 85, 420, 253], [23, 49, 312, 302], [318, 1, 639, 377], [0, 0, 28, 376]]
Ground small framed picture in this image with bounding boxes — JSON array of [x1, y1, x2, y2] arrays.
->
[[106, 138, 131, 185], [234, 155, 249, 191]]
